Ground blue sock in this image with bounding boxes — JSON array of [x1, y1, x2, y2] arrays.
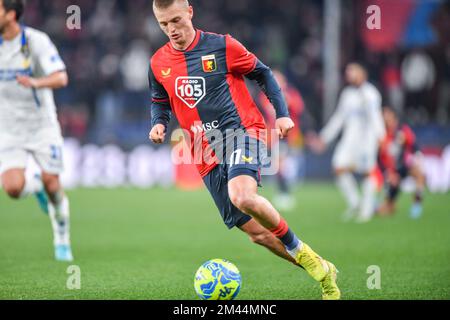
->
[[280, 228, 302, 251]]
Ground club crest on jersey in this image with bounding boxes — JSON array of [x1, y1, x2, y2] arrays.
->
[[201, 55, 217, 73], [175, 76, 206, 109]]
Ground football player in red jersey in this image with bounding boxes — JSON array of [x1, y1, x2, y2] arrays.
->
[[377, 107, 426, 218], [148, 0, 340, 299], [258, 70, 305, 211]]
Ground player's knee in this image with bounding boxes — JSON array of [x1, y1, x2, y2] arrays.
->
[[42, 175, 60, 194], [2, 172, 25, 199], [4, 183, 24, 199], [230, 193, 256, 212]]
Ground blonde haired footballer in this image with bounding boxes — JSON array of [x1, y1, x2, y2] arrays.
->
[[0, 0, 73, 261]]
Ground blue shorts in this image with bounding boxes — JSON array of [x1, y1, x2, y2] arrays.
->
[[203, 136, 267, 229]]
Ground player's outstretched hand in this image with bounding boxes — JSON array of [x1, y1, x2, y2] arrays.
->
[[306, 132, 327, 154], [149, 124, 166, 144], [275, 117, 295, 140]]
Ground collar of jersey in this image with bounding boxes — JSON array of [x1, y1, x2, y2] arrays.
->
[[169, 29, 202, 54], [0, 25, 25, 46]]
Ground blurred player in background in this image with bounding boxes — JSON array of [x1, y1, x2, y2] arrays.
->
[[0, 0, 73, 261], [258, 69, 304, 211], [377, 106, 425, 219], [149, 0, 340, 299], [309, 63, 385, 223]]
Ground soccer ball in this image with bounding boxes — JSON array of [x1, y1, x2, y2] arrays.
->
[[194, 259, 242, 300]]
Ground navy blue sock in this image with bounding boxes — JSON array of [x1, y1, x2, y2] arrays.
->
[[270, 219, 302, 251]]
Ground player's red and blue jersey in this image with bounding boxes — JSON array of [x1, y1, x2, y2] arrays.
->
[[378, 124, 418, 173], [149, 30, 289, 177]]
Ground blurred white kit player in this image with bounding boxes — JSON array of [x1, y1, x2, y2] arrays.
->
[[0, 0, 72, 261], [312, 63, 385, 222]]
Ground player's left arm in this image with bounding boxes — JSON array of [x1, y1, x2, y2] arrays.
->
[[17, 33, 68, 89], [226, 35, 293, 138], [246, 62, 293, 138], [245, 61, 289, 118]]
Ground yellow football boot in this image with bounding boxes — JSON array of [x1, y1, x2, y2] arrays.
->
[[295, 243, 341, 300], [295, 243, 328, 281], [321, 260, 341, 300]]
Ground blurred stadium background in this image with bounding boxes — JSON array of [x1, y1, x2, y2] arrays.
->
[[16, 0, 450, 191]]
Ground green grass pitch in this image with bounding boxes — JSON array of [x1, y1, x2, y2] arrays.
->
[[0, 183, 449, 300]]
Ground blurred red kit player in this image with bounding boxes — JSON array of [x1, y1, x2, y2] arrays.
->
[[376, 107, 425, 218], [258, 70, 304, 210], [259, 70, 304, 149]]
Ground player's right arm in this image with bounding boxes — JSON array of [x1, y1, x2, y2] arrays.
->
[[149, 61, 171, 144]]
